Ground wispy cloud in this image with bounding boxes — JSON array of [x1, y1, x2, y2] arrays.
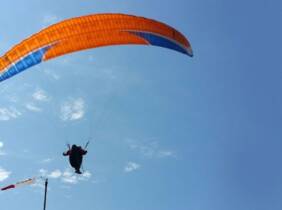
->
[[31, 177, 48, 189], [0, 141, 6, 156], [60, 98, 85, 121], [0, 107, 21, 121], [38, 168, 91, 184], [40, 158, 53, 164], [42, 14, 60, 27], [127, 138, 176, 159], [7, 95, 18, 103], [124, 162, 140, 173], [32, 89, 50, 102], [25, 103, 42, 112], [81, 171, 91, 179], [157, 150, 176, 158], [91, 177, 107, 184], [101, 68, 117, 80], [0, 168, 11, 182], [24, 88, 50, 113], [61, 169, 92, 184], [44, 69, 60, 80], [32, 180, 45, 189], [39, 169, 48, 177], [49, 170, 62, 179], [61, 169, 78, 184]]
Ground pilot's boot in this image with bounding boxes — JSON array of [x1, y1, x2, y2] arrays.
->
[[75, 168, 82, 174]]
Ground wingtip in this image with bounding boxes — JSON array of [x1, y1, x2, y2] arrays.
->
[[186, 46, 193, 57]]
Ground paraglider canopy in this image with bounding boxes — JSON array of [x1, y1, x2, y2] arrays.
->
[[0, 13, 193, 82]]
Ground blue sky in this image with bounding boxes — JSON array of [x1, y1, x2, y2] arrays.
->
[[0, 0, 281, 210]]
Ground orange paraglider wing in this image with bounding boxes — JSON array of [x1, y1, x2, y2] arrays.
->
[[0, 13, 193, 82]]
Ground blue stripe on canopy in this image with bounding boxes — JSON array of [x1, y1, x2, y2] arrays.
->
[[129, 31, 192, 56], [0, 45, 51, 82]]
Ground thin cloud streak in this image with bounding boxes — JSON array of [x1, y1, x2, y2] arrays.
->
[[49, 170, 62, 179], [38, 168, 91, 184], [124, 162, 140, 173], [0, 142, 7, 156], [60, 98, 85, 121], [42, 14, 61, 27], [32, 89, 50, 102], [44, 69, 60, 80], [0, 168, 11, 182], [127, 138, 176, 159], [40, 158, 54, 164], [0, 107, 21, 121], [25, 103, 42, 112]]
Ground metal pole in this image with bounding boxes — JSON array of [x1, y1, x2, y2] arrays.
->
[[43, 178, 48, 210]]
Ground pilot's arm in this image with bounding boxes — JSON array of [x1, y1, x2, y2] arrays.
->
[[63, 150, 70, 156]]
